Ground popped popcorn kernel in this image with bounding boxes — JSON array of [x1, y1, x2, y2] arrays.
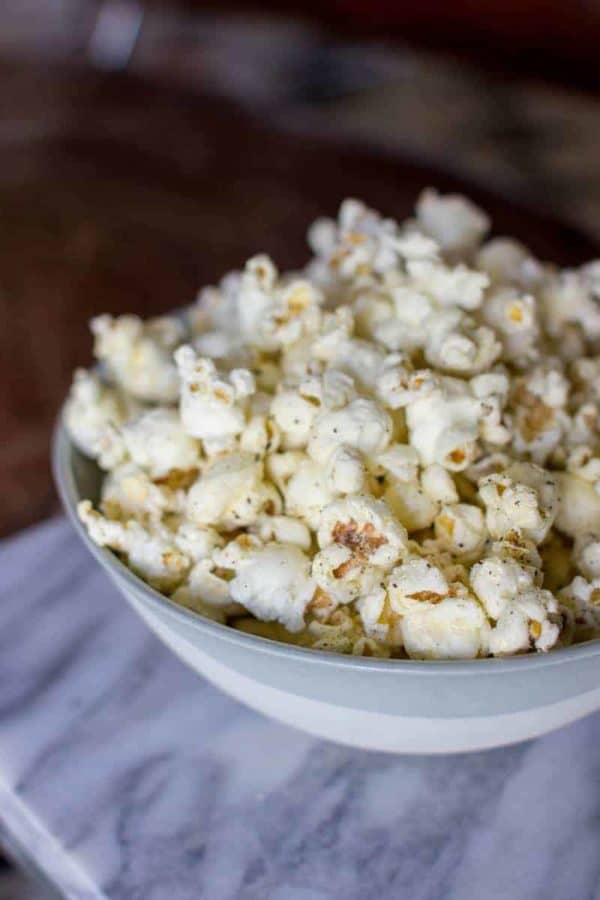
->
[[70, 190, 600, 658]]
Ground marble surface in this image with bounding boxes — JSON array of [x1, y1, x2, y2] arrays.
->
[[2, 520, 600, 900]]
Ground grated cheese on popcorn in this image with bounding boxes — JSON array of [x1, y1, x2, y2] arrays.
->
[[67, 190, 600, 659]]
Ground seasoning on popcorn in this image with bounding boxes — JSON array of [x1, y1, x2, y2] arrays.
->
[[64, 190, 600, 659]]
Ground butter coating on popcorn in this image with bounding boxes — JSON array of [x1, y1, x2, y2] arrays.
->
[[68, 190, 600, 659]]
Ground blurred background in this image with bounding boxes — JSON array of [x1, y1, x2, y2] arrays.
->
[[1, 1, 599, 896]]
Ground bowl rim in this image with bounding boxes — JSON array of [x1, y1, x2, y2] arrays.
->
[[53, 416, 600, 675]]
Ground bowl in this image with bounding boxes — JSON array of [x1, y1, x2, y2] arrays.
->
[[53, 420, 600, 753]]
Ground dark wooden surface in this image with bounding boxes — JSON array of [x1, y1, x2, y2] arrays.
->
[[1, 61, 598, 538]]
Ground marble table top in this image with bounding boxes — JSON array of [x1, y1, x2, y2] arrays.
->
[[2, 518, 600, 900]]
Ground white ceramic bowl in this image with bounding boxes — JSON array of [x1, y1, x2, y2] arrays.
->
[[53, 421, 600, 754]]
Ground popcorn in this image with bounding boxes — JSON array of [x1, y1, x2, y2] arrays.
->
[[308, 397, 393, 464], [373, 445, 420, 483], [63, 369, 130, 461], [356, 256, 493, 377], [388, 557, 450, 615], [541, 267, 600, 342], [478, 462, 557, 544], [175, 345, 255, 448], [559, 576, 600, 643], [488, 590, 559, 655], [470, 556, 539, 620], [384, 480, 439, 532], [108, 408, 200, 479], [263, 279, 323, 350], [401, 597, 490, 660], [284, 457, 337, 530], [509, 367, 570, 463], [270, 370, 356, 451], [326, 445, 366, 495], [421, 464, 459, 504], [407, 258, 489, 312], [417, 542, 470, 586], [424, 313, 500, 376], [173, 521, 224, 563], [367, 285, 435, 353], [216, 541, 315, 632], [554, 472, 600, 538], [308, 198, 432, 283], [405, 376, 482, 471], [239, 412, 280, 456], [266, 450, 306, 492], [476, 238, 542, 288], [236, 255, 278, 339], [356, 587, 402, 646], [171, 558, 232, 615], [311, 543, 384, 605], [78, 501, 189, 591], [566, 446, 600, 488], [100, 463, 184, 523], [416, 188, 490, 258], [252, 515, 312, 551], [375, 357, 439, 410], [573, 533, 600, 580], [73, 190, 600, 658], [470, 372, 511, 445], [186, 453, 280, 531], [465, 452, 510, 484], [524, 366, 570, 408], [570, 358, 600, 402], [190, 270, 242, 335], [434, 503, 487, 559], [568, 405, 599, 448], [489, 531, 542, 571], [317, 494, 408, 570], [270, 389, 319, 450], [238, 256, 324, 351], [91, 314, 184, 403], [300, 369, 356, 410], [481, 288, 540, 365], [321, 335, 389, 394], [387, 557, 490, 658], [470, 554, 559, 654]]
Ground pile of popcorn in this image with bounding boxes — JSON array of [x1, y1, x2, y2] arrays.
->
[[65, 190, 600, 659]]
